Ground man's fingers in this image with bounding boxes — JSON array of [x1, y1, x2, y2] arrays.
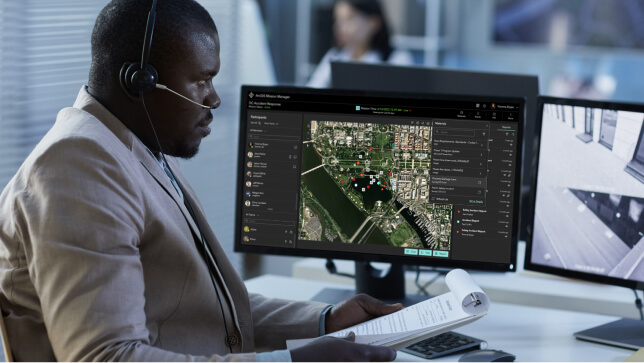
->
[[364, 346, 397, 362], [372, 301, 403, 316], [292, 333, 396, 361], [343, 333, 397, 362], [357, 294, 404, 316]]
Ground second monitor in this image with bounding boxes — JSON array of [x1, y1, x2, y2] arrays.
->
[[526, 96, 644, 349]]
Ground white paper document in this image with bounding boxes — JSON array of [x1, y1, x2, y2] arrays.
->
[[286, 269, 490, 351]]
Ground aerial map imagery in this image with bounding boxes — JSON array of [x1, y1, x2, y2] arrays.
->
[[298, 117, 453, 252]]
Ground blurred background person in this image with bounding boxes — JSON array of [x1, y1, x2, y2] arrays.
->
[[307, 0, 414, 88]]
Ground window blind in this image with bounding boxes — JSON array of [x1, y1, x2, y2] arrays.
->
[[0, 0, 243, 270], [0, 1, 107, 188]]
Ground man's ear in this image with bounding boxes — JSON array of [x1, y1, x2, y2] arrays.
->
[[119, 62, 141, 102]]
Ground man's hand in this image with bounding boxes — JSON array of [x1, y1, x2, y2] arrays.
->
[[290, 332, 396, 362], [325, 294, 403, 334]]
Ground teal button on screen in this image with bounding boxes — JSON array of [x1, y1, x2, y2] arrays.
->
[[404, 248, 418, 255], [433, 251, 449, 257], [419, 250, 433, 256]]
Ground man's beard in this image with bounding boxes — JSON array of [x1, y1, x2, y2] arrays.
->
[[164, 140, 200, 159]]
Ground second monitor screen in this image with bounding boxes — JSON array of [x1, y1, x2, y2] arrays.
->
[[531, 102, 644, 281]]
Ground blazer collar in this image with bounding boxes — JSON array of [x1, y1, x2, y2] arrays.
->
[[72, 86, 135, 151], [132, 145, 204, 243]]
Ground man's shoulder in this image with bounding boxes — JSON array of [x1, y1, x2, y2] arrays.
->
[[0, 105, 143, 221], [52, 106, 128, 145], [37, 105, 131, 157], [15, 107, 136, 185]]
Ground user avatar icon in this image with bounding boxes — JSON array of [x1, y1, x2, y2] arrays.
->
[[244, 200, 251, 207], [247, 171, 252, 178], [247, 161, 253, 168], [248, 151, 253, 158], [249, 142, 254, 148], [245, 191, 251, 197], [246, 181, 252, 187], [243, 226, 250, 232], [243, 236, 250, 242]]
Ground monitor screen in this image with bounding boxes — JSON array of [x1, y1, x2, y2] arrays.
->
[[235, 86, 523, 272], [330, 62, 539, 242], [526, 97, 644, 288]]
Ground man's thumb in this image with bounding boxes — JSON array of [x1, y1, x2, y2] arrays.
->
[[383, 302, 403, 314], [341, 331, 356, 342]]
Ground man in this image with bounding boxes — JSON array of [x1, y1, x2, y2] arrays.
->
[[0, 0, 401, 361]]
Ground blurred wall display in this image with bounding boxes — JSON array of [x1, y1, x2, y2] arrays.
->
[[494, 0, 644, 50]]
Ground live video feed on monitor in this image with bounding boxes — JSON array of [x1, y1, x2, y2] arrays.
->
[[532, 104, 644, 281], [241, 90, 521, 266]]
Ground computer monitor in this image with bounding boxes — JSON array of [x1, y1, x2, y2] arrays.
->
[[526, 96, 644, 349], [235, 85, 524, 304], [330, 62, 539, 242]]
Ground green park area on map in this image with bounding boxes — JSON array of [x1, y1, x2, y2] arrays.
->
[[298, 119, 452, 251]]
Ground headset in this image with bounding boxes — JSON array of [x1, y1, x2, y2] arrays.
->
[[121, 0, 214, 109], [123, 0, 235, 354]]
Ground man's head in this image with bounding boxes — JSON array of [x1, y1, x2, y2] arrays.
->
[[89, 0, 221, 158]]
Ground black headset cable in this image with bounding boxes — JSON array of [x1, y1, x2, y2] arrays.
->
[[140, 93, 234, 354]]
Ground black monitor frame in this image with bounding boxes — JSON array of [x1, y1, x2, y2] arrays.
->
[[525, 96, 644, 291], [330, 62, 539, 242], [235, 85, 523, 275]]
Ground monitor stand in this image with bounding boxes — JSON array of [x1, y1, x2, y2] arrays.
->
[[574, 318, 644, 350], [310, 261, 428, 306]]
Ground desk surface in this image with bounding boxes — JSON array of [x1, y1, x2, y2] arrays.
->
[[292, 242, 641, 320], [245, 274, 635, 362]]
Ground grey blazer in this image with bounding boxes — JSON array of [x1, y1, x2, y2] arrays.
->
[[0, 87, 327, 361]]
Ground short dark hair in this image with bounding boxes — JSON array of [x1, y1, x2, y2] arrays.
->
[[89, 0, 218, 91], [337, 0, 392, 61]]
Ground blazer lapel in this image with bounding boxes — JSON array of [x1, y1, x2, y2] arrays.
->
[[170, 163, 246, 347], [131, 142, 204, 243], [133, 147, 245, 347]]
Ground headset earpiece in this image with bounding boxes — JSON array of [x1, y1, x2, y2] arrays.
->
[[122, 62, 159, 96], [118, 0, 212, 108]]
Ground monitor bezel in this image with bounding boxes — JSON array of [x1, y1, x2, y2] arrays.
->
[[235, 85, 524, 272], [525, 96, 644, 289]]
